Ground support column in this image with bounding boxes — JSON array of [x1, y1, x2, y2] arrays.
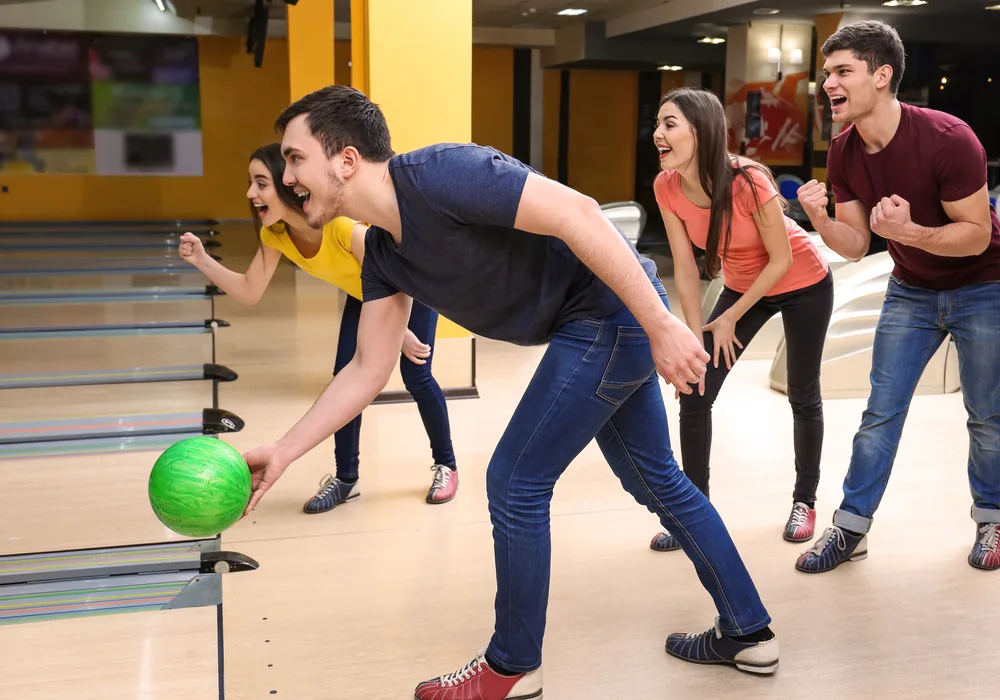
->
[[352, 0, 478, 401], [723, 21, 812, 167], [287, 0, 335, 102], [350, 0, 368, 94], [811, 13, 845, 183], [529, 49, 545, 173]]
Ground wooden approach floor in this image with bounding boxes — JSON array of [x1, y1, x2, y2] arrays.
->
[[2, 228, 997, 699]]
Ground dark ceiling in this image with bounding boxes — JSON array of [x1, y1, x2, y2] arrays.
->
[[633, 0, 1000, 41]]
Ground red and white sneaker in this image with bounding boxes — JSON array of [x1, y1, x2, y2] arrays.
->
[[969, 522, 1000, 571], [414, 651, 542, 700], [427, 464, 459, 504], [783, 502, 816, 543]]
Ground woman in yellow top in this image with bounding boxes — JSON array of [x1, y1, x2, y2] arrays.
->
[[178, 143, 458, 512]]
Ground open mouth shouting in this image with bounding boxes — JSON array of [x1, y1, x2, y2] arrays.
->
[[829, 94, 848, 113], [295, 187, 312, 211], [656, 144, 673, 161], [253, 202, 270, 218]]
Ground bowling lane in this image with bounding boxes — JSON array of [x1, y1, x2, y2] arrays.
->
[[3, 249, 202, 260], [0, 380, 219, 423], [1, 297, 215, 330], [0, 257, 197, 275], [1, 333, 213, 376], [0, 445, 221, 555], [3, 606, 219, 700], [0, 271, 206, 292]]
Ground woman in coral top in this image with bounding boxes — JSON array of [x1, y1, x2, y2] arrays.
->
[[178, 143, 458, 513], [649, 88, 833, 551]]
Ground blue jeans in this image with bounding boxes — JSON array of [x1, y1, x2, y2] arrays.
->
[[333, 295, 456, 480], [834, 276, 1000, 535], [485, 281, 771, 673]]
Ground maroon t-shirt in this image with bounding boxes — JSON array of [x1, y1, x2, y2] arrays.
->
[[828, 102, 1000, 290]]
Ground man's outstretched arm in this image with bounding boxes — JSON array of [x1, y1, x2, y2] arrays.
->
[[242, 292, 412, 512], [513, 172, 708, 392]]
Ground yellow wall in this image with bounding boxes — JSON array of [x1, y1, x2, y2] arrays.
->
[[3, 36, 291, 221], [471, 47, 514, 154], [568, 70, 637, 204], [2, 33, 645, 221]]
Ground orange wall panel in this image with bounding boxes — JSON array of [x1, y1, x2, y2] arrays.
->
[[567, 70, 637, 204], [471, 47, 514, 154]]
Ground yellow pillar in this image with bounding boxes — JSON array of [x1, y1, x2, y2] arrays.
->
[[287, 0, 336, 102], [352, 0, 477, 398], [362, 0, 472, 150]]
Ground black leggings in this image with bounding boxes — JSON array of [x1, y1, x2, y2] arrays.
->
[[679, 269, 834, 505]]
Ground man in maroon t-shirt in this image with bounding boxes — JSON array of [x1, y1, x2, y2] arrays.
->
[[797, 20, 1000, 573]]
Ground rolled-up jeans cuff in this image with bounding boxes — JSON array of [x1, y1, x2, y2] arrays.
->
[[833, 509, 871, 535], [972, 505, 1000, 525]]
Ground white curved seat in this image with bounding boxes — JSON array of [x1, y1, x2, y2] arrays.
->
[[768, 251, 960, 399], [699, 234, 850, 360], [600, 201, 646, 245], [694, 236, 959, 399]]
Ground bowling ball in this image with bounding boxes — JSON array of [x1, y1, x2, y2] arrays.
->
[[148, 436, 252, 537]]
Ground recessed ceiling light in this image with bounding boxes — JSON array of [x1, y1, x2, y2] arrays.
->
[[658, 65, 684, 71], [882, 0, 927, 6], [557, 8, 588, 16], [987, 3, 1000, 9], [698, 37, 726, 44], [753, 8, 780, 14]]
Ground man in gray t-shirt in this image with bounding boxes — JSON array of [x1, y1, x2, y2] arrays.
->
[[242, 85, 779, 698]]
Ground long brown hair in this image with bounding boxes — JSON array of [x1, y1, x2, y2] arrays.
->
[[248, 143, 305, 240], [660, 88, 786, 279]]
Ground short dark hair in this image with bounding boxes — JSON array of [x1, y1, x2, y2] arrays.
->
[[822, 19, 906, 94], [274, 84, 394, 161]]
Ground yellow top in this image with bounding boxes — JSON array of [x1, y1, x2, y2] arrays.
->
[[259, 217, 363, 300]]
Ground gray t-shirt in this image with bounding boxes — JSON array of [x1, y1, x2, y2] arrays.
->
[[361, 143, 658, 346]]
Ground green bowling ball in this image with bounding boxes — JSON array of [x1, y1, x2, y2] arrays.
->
[[148, 436, 252, 537]]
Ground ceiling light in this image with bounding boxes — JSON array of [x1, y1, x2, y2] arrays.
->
[[882, 0, 927, 6], [658, 65, 684, 71], [698, 37, 726, 44], [557, 8, 588, 16], [987, 3, 1000, 8], [941, 76, 948, 84], [753, 8, 780, 14], [152, 0, 165, 10]]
